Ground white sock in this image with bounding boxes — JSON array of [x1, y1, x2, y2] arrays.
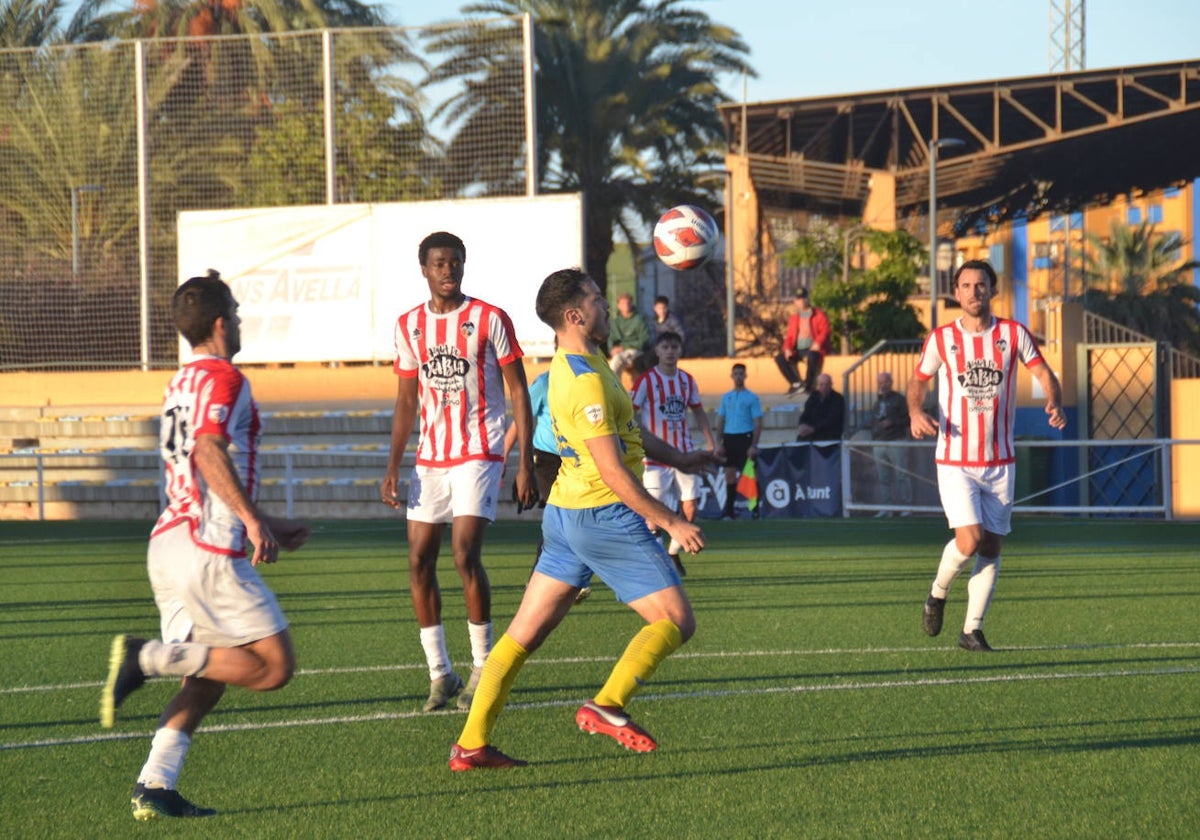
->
[[419, 625, 452, 680], [964, 555, 1000, 632], [138, 640, 209, 678], [467, 621, 493, 669], [137, 728, 190, 790], [930, 539, 973, 599]]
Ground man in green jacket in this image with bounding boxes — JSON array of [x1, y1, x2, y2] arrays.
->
[[608, 293, 651, 383]]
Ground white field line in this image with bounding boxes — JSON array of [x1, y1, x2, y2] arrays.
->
[[5, 641, 1200, 696], [4, 647, 1200, 752]]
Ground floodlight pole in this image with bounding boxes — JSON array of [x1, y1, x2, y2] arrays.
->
[[928, 138, 965, 329]]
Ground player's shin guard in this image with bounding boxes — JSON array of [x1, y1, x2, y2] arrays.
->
[[593, 619, 683, 709], [964, 555, 1000, 632], [456, 634, 528, 750]]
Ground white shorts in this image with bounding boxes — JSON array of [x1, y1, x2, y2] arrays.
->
[[642, 463, 701, 510], [147, 522, 288, 648], [406, 460, 503, 524], [936, 463, 1015, 535]]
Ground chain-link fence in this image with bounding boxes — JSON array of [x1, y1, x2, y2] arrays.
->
[[0, 18, 531, 371]]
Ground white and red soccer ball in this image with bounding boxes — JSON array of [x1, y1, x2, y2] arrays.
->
[[653, 204, 720, 270]]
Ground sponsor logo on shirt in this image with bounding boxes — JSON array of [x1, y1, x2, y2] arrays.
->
[[658, 394, 687, 420], [958, 360, 1004, 411], [422, 343, 470, 393]]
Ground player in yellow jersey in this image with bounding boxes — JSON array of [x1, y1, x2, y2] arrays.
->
[[449, 268, 717, 770]]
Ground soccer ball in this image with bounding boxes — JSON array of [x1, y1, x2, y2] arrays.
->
[[653, 205, 720, 271]]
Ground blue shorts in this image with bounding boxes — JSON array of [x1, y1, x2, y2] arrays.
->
[[537, 503, 681, 603]]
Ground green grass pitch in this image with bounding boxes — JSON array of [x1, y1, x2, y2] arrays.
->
[[2, 517, 1198, 838]]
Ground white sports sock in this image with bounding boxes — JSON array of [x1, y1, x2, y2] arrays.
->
[[137, 727, 190, 790], [964, 555, 1001, 632], [467, 620, 493, 669], [930, 539, 973, 599], [419, 625, 452, 680], [138, 640, 209, 678]]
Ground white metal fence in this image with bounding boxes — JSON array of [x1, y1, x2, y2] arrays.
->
[[4, 438, 1198, 521]]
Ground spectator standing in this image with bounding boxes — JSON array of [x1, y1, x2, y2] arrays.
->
[[774, 288, 831, 396], [714, 363, 763, 520], [871, 371, 912, 515], [608, 293, 651, 382], [796, 373, 845, 441], [908, 259, 1065, 653], [651, 295, 687, 354], [631, 331, 718, 576]]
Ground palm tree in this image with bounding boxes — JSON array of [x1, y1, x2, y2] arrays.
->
[[1078, 220, 1200, 355], [0, 0, 110, 46], [66, 2, 431, 358], [84, 0, 391, 39], [423, 0, 754, 293], [0, 0, 63, 46]]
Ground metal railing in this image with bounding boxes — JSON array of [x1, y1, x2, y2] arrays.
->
[[839, 339, 923, 436], [1084, 309, 1200, 379]]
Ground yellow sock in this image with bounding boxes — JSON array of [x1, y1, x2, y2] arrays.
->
[[456, 634, 528, 750], [593, 619, 682, 709]]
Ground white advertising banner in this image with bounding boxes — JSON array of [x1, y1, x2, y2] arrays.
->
[[177, 194, 584, 364]]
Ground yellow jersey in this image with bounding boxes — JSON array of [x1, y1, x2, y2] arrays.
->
[[546, 349, 645, 509]]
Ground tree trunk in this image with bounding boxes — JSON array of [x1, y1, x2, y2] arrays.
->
[[585, 207, 614, 297]]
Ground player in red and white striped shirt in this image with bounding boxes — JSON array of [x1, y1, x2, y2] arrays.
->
[[908, 259, 1065, 652], [101, 271, 311, 820], [631, 331, 718, 576], [381, 232, 536, 713]]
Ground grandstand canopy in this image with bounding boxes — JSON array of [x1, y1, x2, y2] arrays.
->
[[718, 58, 1200, 233]]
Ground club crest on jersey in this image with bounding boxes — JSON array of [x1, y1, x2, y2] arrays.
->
[[460, 321, 476, 338], [995, 338, 1008, 352], [207, 404, 229, 424], [422, 343, 470, 391]]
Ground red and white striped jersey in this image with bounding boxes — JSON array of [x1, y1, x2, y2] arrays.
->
[[152, 356, 261, 557], [394, 296, 523, 467], [914, 316, 1046, 466], [631, 366, 702, 464]]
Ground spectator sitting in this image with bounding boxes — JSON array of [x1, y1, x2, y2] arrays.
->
[[608, 293, 651, 382], [774, 288, 830, 396], [796, 373, 845, 441]]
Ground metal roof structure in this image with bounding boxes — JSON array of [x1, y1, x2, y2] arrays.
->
[[718, 58, 1200, 233]]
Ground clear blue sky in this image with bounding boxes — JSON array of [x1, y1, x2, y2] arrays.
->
[[380, 0, 1200, 102]]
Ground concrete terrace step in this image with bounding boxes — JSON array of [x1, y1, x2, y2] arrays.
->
[[0, 476, 528, 522], [1, 397, 804, 519]]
